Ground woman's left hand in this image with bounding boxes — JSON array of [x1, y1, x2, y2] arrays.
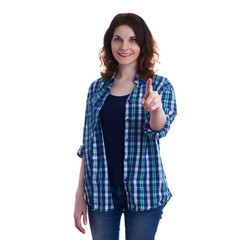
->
[[141, 78, 163, 113]]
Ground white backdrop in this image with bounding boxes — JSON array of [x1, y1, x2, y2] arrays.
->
[[1, 0, 240, 239]]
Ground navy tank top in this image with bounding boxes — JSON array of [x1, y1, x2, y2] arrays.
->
[[100, 94, 129, 186]]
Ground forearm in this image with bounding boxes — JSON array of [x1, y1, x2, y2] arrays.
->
[[75, 156, 85, 199], [149, 108, 167, 132]]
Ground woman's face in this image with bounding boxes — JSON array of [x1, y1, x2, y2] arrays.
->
[[111, 25, 140, 68]]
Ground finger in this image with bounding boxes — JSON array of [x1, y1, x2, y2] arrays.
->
[[83, 210, 87, 225], [143, 78, 152, 99], [146, 78, 153, 96], [147, 96, 162, 109], [143, 92, 158, 107], [147, 102, 163, 112], [78, 222, 86, 234], [74, 216, 86, 234]]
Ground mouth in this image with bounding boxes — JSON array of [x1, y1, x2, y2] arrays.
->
[[118, 53, 133, 58]]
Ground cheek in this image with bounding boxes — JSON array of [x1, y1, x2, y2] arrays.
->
[[111, 41, 118, 50], [111, 44, 119, 60], [111, 46, 119, 59]]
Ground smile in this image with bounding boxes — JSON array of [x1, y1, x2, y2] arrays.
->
[[118, 53, 133, 57]]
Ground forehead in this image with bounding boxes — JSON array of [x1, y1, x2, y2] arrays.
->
[[113, 25, 135, 37]]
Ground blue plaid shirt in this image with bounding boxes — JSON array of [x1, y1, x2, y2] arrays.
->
[[77, 74, 177, 212]]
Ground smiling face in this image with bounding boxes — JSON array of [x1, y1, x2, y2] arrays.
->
[[111, 25, 140, 68]]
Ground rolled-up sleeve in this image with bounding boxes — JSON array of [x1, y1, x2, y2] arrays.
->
[[77, 145, 84, 158], [76, 84, 93, 159], [143, 84, 177, 140]]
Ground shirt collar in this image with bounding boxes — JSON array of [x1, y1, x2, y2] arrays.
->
[[108, 73, 116, 86]]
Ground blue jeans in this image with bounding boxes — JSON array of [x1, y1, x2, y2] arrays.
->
[[88, 186, 163, 240]]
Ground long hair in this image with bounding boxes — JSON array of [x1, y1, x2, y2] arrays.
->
[[99, 13, 159, 82]]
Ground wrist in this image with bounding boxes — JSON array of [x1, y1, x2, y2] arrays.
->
[[76, 182, 84, 195], [150, 107, 164, 116], [75, 188, 85, 199]]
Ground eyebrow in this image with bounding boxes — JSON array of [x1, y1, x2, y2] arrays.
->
[[113, 35, 136, 39]]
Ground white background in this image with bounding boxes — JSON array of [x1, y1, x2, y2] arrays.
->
[[1, 0, 240, 239]]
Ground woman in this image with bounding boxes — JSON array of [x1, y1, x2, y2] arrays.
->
[[74, 13, 177, 240]]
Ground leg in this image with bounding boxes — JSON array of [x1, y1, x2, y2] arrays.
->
[[124, 205, 163, 240], [88, 186, 126, 240], [88, 206, 122, 240]]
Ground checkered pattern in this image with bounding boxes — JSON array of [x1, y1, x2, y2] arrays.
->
[[77, 74, 177, 211]]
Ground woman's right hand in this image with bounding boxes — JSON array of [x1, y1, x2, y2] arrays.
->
[[74, 192, 87, 234]]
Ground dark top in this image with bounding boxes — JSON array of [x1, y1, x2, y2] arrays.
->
[[100, 94, 129, 186]]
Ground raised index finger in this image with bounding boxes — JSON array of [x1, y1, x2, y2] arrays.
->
[[146, 78, 153, 95]]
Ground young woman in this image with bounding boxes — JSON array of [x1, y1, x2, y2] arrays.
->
[[74, 13, 177, 240]]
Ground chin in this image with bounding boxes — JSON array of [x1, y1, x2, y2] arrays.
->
[[117, 59, 137, 66]]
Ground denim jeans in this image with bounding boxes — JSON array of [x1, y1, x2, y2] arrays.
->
[[88, 185, 163, 240]]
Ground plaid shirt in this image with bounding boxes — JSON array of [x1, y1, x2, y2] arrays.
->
[[77, 74, 177, 211]]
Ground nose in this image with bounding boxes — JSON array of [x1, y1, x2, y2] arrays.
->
[[120, 40, 128, 51]]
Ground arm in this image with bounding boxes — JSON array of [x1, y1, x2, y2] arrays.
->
[[149, 107, 166, 132], [142, 78, 166, 132], [74, 156, 87, 234]]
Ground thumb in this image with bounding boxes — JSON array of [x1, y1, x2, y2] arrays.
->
[[83, 210, 87, 225]]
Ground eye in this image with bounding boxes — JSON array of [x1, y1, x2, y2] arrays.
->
[[130, 38, 137, 43], [114, 37, 122, 42]]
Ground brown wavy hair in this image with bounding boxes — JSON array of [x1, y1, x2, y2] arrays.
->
[[99, 13, 159, 82]]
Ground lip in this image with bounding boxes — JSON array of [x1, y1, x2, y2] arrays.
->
[[118, 53, 133, 57]]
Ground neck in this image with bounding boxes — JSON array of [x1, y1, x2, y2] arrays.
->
[[116, 63, 137, 81]]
